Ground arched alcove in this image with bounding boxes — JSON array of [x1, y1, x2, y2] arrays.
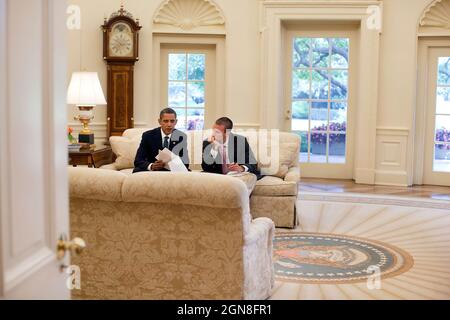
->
[[153, 0, 226, 34]]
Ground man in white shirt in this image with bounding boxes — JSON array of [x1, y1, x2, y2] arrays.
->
[[133, 108, 189, 173], [201, 117, 261, 179]]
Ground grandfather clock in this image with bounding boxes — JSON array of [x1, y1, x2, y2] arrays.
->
[[102, 6, 141, 137]]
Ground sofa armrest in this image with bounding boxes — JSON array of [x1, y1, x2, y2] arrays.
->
[[100, 163, 120, 171], [245, 217, 274, 246], [243, 217, 275, 300], [284, 166, 300, 183]]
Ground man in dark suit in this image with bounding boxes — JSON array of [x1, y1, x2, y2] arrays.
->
[[202, 117, 261, 180], [133, 108, 189, 173]]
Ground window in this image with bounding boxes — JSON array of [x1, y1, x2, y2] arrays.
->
[[291, 37, 349, 164], [434, 57, 450, 172], [168, 53, 206, 130]]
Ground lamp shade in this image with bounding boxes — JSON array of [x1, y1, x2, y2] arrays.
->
[[67, 72, 107, 106]]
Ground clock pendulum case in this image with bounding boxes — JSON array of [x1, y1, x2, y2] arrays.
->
[[102, 5, 142, 138]]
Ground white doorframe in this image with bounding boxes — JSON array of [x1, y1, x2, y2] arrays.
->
[[414, 38, 450, 185], [0, 0, 69, 299], [283, 25, 358, 179], [160, 44, 216, 129], [259, 0, 382, 184], [152, 34, 226, 129], [0, 0, 7, 295]]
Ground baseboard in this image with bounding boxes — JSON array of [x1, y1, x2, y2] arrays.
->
[[354, 168, 375, 184], [374, 170, 409, 186]]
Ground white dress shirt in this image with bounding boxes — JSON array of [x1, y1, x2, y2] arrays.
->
[[148, 129, 173, 171], [210, 139, 249, 173]]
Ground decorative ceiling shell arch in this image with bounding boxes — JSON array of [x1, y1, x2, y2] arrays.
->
[[419, 0, 450, 34], [153, 0, 226, 34]]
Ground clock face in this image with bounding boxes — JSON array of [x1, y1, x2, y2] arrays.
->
[[109, 22, 133, 57]]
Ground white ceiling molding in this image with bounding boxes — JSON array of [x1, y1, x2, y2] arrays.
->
[[153, 0, 225, 34]]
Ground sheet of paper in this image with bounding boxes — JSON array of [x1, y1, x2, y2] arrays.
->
[[226, 171, 248, 177], [168, 156, 188, 172], [155, 148, 174, 163]]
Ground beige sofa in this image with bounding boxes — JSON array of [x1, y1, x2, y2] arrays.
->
[[103, 128, 301, 228], [69, 167, 275, 300]]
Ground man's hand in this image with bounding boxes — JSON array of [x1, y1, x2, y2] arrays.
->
[[151, 160, 165, 171], [228, 163, 244, 173]]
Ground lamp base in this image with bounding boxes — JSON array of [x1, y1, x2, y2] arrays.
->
[[78, 133, 94, 145]]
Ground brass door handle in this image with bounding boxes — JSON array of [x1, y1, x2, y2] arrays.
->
[[57, 234, 86, 260]]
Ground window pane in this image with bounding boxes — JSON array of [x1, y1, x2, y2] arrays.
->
[[435, 115, 450, 143], [292, 70, 310, 99], [293, 131, 309, 163], [188, 54, 205, 81], [173, 108, 186, 130], [434, 144, 450, 172], [186, 108, 205, 131], [292, 101, 309, 131], [310, 132, 327, 163], [293, 38, 311, 68], [436, 87, 450, 115], [331, 38, 349, 69], [290, 37, 350, 165], [311, 101, 328, 131], [330, 70, 348, 100], [168, 54, 186, 81], [311, 38, 330, 68], [187, 82, 205, 108], [438, 57, 450, 85], [168, 82, 186, 108], [330, 102, 347, 132], [329, 133, 346, 164], [311, 70, 329, 100]]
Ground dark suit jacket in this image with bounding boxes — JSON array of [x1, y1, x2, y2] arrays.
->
[[201, 133, 261, 180], [133, 128, 189, 173]]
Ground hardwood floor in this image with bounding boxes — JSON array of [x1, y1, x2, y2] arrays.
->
[[299, 178, 450, 201]]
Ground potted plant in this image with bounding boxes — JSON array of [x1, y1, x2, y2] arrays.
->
[[435, 128, 450, 160], [311, 122, 346, 155]]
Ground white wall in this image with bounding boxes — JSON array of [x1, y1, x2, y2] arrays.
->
[[67, 0, 261, 143], [66, 0, 437, 185]]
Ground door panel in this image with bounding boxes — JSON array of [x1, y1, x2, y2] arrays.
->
[[285, 29, 357, 179], [0, 0, 70, 299], [423, 48, 450, 186]]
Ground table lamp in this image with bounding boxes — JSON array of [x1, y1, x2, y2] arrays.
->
[[67, 72, 107, 144]]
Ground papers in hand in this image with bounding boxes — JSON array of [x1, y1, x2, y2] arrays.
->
[[155, 148, 188, 173], [226, 171, 248, 177], [155, 148, 174, 163]]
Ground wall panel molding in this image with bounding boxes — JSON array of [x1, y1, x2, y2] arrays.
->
[[375, 127, 410, 186]]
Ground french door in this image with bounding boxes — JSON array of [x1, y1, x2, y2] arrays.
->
[[285, 29, 357, 179], [423, 48, 450, 186]]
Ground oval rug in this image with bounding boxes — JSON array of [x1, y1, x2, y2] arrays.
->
[[274, 232, 414, 284]]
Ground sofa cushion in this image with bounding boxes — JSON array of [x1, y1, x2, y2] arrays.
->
[[109, 135, 142, 170], [253, 176, 298, 196], [122, 172, 250, 210], [68, 167, 127, 201], [120, 168, 133, 175]]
